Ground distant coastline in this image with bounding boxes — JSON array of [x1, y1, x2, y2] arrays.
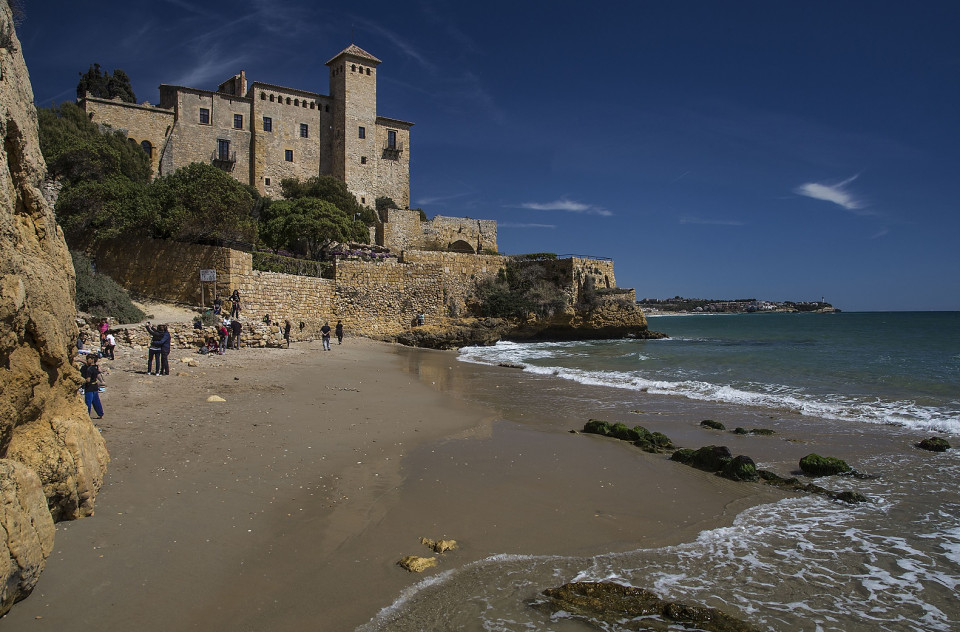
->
[[639, 297, 838, 316]]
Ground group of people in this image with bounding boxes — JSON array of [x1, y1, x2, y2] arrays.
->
[[212, 290, 243, 319], [319, 320, 344, 350]]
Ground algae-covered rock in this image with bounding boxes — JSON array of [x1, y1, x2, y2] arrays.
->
[[834, 490, 868, 504], [686, 445, 732, 472], [721, 455, 759, 481], [799, 453, 852, 477], [609, 422, 640, 441], [701, 420, 726, 430], [397, 555, 437, 572], [733, 427, 749, 435], [735, 427, 775, 436], [670, 448, 696, 463], [536, 581, 759, 632], [583, 419, 611, 436], [916, 437, 951, 452], [420, 537, 457, 554]]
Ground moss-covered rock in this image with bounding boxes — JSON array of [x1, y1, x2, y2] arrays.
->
[[609, 422, 640, 441], [733, 427, 775, 436], [721, 455, 759, 481], [686, 445, 732, 472], [583, 419, 611, 436], [834, 490, 868, 504], [535, 581, 759, 632], [916, 437, 951, 452], [634, 430, 674, 453], [733, 427, 749, 435], [799, 453, 852, 477], [701, 419, 726, 430], [670, 448, 695, 463]]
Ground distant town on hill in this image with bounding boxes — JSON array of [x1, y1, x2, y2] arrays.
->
[[637, 297, 838, 314]]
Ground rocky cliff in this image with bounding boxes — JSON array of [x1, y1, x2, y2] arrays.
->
[[0, 1, 109, 614]]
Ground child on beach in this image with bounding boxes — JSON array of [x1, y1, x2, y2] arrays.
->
[[80, 354, 104, 419]]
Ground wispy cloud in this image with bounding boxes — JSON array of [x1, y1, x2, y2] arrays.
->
[[870, 227, 890, 239], [794, 174, 866, 212], [516, 197, 613, 217], [499, 222, 557, 229], [415, 191, 473, 205], [171, 49, 249, 88], [351, 16, 436, 73], [679, 216, 745, 226]]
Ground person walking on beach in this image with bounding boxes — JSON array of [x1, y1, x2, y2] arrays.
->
[[80, 354, 105, 419], [320, 321, 331, 351], [335, 320, 344, 345], [145, 322, 163, 374], [284, 319, 292, 348], [231, 317, 242, 350]]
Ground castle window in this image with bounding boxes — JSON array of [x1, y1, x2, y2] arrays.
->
[[302, 100, 307, 108], [366, 68, 370, 76], [285, 149, 293, 162], [260, 92, 266, 100], [361, 197, 366, 204], [325, 105, 329, 112], [387, 130, 397, 150], [359, 66, 364, 74], [351, 64, 356, 72], [217, 138, 231, 161], [300, 123, 309, 138], [269, 94, 275, 102], [140, 140, 153, 158], [265, 177, 271, 186], [361, 156, 367, 164], [263, 116, 272, 132], [310, 102, 315, 109], [233, 114, 243, 129], [294, 99, 299, 107], [199, 108, 210, 124], [358, 126, 365, 139], [286, 97, 291, 105]]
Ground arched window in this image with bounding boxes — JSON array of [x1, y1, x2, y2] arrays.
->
[[260, 92, 266, 100], [294, 98, 299, 106], [358, 66, 364, 74], [351, 64, 356, 72], [366, 68, 370, 76], [140, 140, 153, 158], [286, 97, 291, 105], [269, 94, 274, 102]]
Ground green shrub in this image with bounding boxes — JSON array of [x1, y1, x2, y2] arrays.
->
[[72, 251, 145, 323]]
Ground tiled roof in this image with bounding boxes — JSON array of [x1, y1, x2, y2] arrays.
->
[[326, 44, 382, 65]]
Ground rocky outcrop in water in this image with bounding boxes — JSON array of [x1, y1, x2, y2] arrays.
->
[[799, 453, 852, 477], [535, 581, 759, 632], [916, 437, 951, 452], [0, 1, 109, 613]]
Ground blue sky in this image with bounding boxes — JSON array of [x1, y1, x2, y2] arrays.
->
[[19, 1, 960, 311]]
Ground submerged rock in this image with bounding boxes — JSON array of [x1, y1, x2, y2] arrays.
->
[[701, 420, 726, 430], [916, 437, 951, 452], [581, 420, 673, 453], [799, 453, 852, 477], [734, 427, 775, 436], [535, 581, 759, 632]]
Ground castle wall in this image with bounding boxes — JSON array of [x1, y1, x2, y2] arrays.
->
[[379, 207, 424, 252], [82, 96, 173, 177], [161, 88, 252, 180], [424, 216, 498, 253], [399, 251, 504, 315], [249, 84, 325, 197], [374, 118, 411, 208]]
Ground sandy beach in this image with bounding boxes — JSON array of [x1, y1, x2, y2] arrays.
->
[[3, 334, 791, 631]]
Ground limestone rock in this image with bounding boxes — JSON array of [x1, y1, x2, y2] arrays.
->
[[207, 395, 226, 402], [397, 555, 437, 572], [0, 460, 55, 616], [0, 0, 109, 610], [420, 537, 457, 554]]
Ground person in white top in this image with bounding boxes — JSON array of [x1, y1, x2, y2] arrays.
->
[[103, 332, 117, 360]]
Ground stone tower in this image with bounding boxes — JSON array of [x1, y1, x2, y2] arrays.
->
[[327, 44, 381, 207]]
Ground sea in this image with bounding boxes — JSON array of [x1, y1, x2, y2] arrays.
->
[[360, 312, 960, 631]]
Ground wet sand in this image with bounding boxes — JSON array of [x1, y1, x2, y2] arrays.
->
[[4, 337, 790, 631]]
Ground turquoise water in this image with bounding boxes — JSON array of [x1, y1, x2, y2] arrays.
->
[[461, 312, 960, 432], [359, 312, 960, 631]]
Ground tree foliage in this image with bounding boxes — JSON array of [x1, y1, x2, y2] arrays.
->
[[39, 102, 151, 185], [281, 175, 378, 225], [55, 176, 156, 243], [259, 198, 369, 259], [77, 63, 136, 103], [148, 163, 258, 244]]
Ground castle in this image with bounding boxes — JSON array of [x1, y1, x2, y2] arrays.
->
[[81, 44, 412, 207]]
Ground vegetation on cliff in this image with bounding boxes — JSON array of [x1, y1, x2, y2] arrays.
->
[[471, 259, 567, 319], [72, 251, 145, 323]]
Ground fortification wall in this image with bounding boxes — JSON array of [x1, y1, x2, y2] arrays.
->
[[424, 216, 498, 253], [333, 259, 444, 335], [82, 97, 173, 176], [379, 207, 424, 252], [400, 250, 504, 315]]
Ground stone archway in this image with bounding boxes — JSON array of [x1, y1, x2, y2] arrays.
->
[[448, 239, 475, 254]]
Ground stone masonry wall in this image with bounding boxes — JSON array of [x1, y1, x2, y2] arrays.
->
[[82, 97, 174, 177], [424, 216, 498, 253], [400, 250, 504, 316]]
